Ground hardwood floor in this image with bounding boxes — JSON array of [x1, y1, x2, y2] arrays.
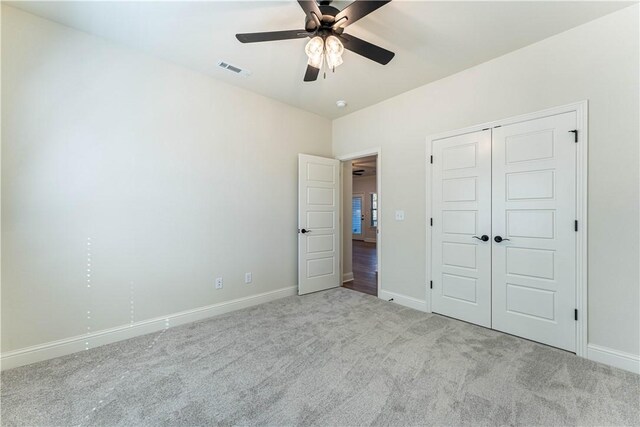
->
[[343, 240, 377, 296]]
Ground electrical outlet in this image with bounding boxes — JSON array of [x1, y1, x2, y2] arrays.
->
[[215, 277, 223, 289], [395, 210, 405, 221], [245, 272, 252, 284]]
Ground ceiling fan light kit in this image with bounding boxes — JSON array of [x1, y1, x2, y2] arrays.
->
[[236, 0, 395, 82]]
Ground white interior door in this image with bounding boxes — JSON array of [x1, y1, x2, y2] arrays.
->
[[491, 112, 577, 351], [431, 130, 492, 327], [298, 154, 341, 295]]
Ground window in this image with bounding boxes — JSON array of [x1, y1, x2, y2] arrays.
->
[[370, 193, 378, 227], [352, 196, 362, 234]]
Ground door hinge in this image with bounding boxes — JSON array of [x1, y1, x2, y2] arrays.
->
[[574, 309, 578, 321], [430, 155, 433, 164], [430, 218, 433, 226], [569, 129, 578, 143], [574, 220, 578, 232], [430, 280, 433, 289]]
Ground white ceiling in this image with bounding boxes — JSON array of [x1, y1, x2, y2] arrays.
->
[[9, 1, 633, 119]]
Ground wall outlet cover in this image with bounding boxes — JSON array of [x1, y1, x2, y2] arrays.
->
[[215, 277, 223, 289]]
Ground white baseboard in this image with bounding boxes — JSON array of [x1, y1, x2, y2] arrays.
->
[[342, 272, 354, 283], [587, 344, 640, 374], [7, 286, 636, 376], [1, 286, 297, 371], [379, 290, 427, 312]]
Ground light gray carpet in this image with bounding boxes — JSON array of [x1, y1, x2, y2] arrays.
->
[[2, 288, 639, 426]]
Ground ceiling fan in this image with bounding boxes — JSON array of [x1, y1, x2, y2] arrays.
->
[[236, 0, 395, 82], [352, 157, 376, 175]]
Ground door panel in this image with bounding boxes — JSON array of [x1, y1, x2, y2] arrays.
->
[[298, 154, 340, 295], [442, 242, 476, 269], [492, 112, 577, 351], [506, 210, 555, 238], [442, 177, 477, 201], [431, 130, 492, 327]]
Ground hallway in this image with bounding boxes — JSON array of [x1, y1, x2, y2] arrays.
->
[[343, 240, 377, 296]]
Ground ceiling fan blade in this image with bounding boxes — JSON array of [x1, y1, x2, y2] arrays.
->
[[334, 0, 391, 29], [303, 64, 320, 82], [338, 33, 394, 65], [236, 30, 309, 43], [298, 0, 323, 23]]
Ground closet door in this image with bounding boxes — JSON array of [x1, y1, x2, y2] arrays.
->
[[431, 130, 492, 327], [491, 112, 577, 351]]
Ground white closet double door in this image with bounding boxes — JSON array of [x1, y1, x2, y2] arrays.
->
[[431, 112, 577, 352]]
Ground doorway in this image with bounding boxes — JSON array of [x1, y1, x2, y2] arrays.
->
[[343, 155, 378, 296], [297, 150, 381, 298]]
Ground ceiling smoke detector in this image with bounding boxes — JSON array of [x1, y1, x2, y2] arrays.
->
[[336, 100, 347, 108]]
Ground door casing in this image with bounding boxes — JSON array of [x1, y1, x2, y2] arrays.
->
[[425, 101, 588, 357]]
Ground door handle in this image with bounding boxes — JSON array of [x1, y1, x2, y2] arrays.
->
[[300, 228, 311, 234], [472, 235, 489, 242], [494, 235, 510, 243]]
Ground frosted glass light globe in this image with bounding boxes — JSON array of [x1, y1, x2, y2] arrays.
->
[[325, 35, 344, 69], [305, 36, 324, 68]]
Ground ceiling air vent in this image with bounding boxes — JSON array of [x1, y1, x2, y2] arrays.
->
[[217, 61, 251, 77]]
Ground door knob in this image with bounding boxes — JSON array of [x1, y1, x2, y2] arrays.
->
[[300, 228, 311, 234], [494, 235, 510, 243], [472, 235, 489, 242]]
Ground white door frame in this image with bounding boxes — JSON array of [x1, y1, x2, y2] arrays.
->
[[425, 101, 588, 357], [337, 148, 382, 298]]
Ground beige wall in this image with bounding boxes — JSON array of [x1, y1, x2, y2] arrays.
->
[[333, 5, 640, 356], [1, 6, 332, 352], [352, 175, 377, 242]]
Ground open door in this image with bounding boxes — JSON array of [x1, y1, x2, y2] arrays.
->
[[298, 154, 341, 295]]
